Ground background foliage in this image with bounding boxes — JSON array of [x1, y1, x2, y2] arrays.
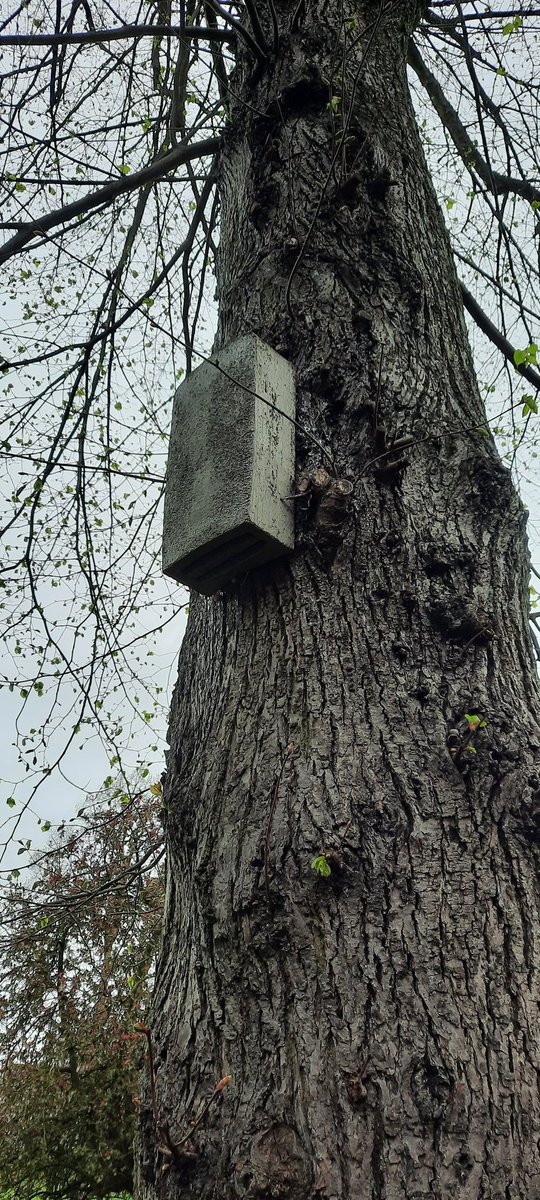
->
[[0, 788, 164, 1200]]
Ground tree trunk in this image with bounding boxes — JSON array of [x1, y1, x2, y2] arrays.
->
[[138, 2, 540, 1196]]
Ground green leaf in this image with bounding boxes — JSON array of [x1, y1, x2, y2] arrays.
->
[[521, 394, 538, 417], [502, 14, 522, 34], [6, 798, 15, 808], [118, 164, 131, 176], [513, 343, 538, 369], [311, 855, 332, 878]]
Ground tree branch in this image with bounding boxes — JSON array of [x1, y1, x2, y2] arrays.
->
[[0, 23, 234, 47], [408, 40, 540, 206], [243, 0, 269, 55], [203, 0, 266, 61], [426, 6, 540, 24], [0, 138, 221, 265], [460, 281, 540, 392]]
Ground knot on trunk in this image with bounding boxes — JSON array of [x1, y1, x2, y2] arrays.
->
[[234, 1123, 313, 1198], [411, 1059, 453, 1123]]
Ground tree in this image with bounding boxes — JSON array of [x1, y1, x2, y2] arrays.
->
[[2, 2, 540, 1198], [0, 789, 164, 1200], [137, 4, 540, 1199]]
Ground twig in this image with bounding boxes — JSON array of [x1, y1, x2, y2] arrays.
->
[[451, 719, 483, 768], [135, 1024, 159, 1128], [267, 0, 280, 53], [0, 138, 220, 266], [135, 1023, 231, 1170], [172, 1075, 231, 1151], [285, 5, 384, 317], [243, 0, 269, 55], [373, 346, 384, 432], [203, 0, 266, 61]]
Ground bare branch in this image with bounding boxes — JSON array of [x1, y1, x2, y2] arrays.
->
[[460, 281, 540, 392], [243, 0, 269, 55], [203, 0, 267, 60], [408, 40, 540, 206], [426, 6, 540, 25], [0, 22, 234, 48], [0, 136, 221, 264]]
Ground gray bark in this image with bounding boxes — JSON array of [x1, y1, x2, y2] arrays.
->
[[138, 2, 540, 1197]]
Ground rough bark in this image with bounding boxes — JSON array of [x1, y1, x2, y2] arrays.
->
[[138, 2, 540, 1197]]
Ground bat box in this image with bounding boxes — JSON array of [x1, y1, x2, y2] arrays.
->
[[162, 335, 296, 595]]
